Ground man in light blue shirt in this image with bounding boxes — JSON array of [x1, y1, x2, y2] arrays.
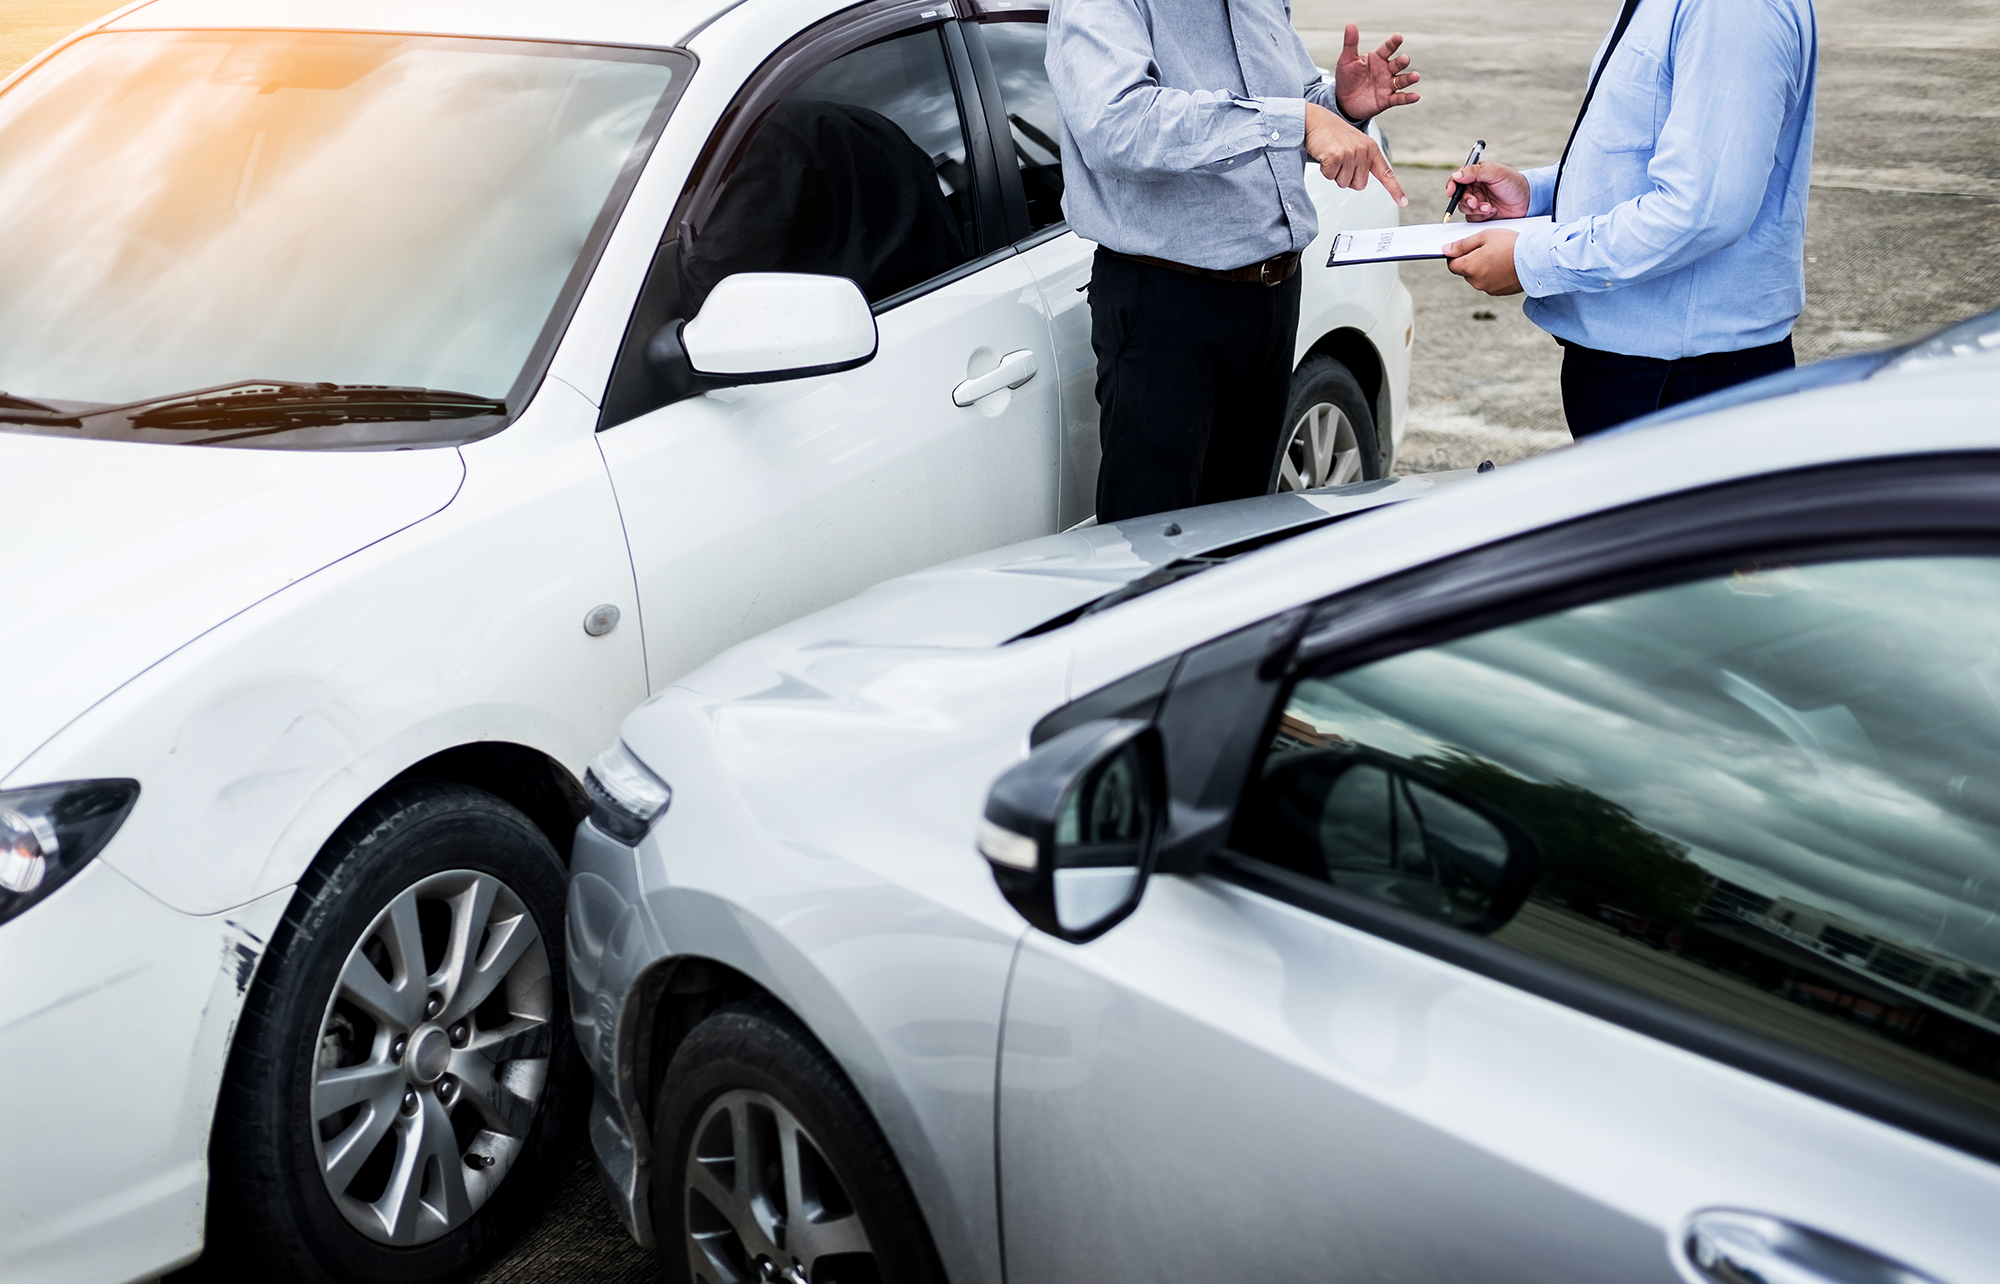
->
[[1441, 0, 1818, 437], [1048, 3, 1416, 521]]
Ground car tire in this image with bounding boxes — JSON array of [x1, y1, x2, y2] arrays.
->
[[651, 997, 944, 1284], [1274, 354, 1383, 490], [204, 779, 581, 1284]]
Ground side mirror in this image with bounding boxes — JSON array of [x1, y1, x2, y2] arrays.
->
[[646, 273, 877, 398], [978, 720, 1166, 943], [1237, 744, 1540, 933]]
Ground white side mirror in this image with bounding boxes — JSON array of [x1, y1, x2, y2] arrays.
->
[[680, 273, 877, 381]]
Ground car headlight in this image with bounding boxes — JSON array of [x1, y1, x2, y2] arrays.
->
[[584, 745, 671, 845], [0, 780, 140, 925]]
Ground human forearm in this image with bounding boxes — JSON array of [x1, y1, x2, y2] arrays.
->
[[1049, 6, 1293, 177]]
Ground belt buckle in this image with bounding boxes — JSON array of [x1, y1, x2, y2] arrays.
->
[[1259, 258, 1275, 286]]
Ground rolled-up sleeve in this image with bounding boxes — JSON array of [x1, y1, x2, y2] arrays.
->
[[1048, 0, 1292, 178], [1514, 0, 1806, 299]]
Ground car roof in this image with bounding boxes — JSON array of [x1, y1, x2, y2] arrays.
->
[[1061, 349, 2000, 696], [102, 0, 736, 50], [1610, 305, 2000, 433]]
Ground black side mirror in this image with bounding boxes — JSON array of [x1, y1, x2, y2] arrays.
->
[[979, 719, 1166, 943], [1237, 743, 1540, 933]]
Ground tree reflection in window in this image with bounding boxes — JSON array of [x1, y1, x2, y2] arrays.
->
[[1239, 556, 2000, 1128]]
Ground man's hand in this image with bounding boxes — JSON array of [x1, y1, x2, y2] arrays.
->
[[1333, 24, 1420, 122], [1305, 102, 1407, 205], [1442, 229, 1522, 295], [1446, 162, 1531, 222]]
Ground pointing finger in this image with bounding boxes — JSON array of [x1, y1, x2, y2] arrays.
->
[[1370, 148, 1408, 206]]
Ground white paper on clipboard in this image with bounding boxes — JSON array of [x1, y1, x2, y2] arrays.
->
[[1327, 216, 1552, 267]]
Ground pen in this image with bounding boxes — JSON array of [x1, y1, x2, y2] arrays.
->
[[1442, 140, 1486, 221]]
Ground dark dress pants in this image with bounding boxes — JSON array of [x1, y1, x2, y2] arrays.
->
[[1560, 335, 1796, 438], [1089, 248, 1303, 525]]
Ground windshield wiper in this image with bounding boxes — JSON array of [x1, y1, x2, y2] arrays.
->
[[117, 381, 507, 429], [0, 390, 62, 414]]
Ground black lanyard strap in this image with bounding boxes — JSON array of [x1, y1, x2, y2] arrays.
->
[[1550, 0, 1643, 220]]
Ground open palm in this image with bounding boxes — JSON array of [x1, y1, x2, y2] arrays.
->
[[1333, 23, 1420, 122]]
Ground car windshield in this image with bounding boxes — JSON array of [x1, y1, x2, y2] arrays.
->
[[0, 30, 679, 442]]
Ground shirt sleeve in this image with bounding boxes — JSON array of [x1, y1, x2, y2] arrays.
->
[[1523, 164, 1557, 219], [1513, 0, 1808, 299], [1048, 0, 1300, 178]]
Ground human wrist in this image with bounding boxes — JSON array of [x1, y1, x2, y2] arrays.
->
[[1258, 96, 1308, 149]]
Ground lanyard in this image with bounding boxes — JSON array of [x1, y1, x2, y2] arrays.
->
[[1550, 0, 1644, 220]]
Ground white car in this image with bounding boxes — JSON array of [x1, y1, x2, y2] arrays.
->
[[0, 0, 1408, 1280], [570, 322, 2000, 1284]]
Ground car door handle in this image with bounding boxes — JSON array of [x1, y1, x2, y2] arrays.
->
[[1684, 1210, 1945, 1284], [952, 349, 1037, 407]]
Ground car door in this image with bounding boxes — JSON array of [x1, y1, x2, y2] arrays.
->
[[597, 9, 1062, 687], [963, 9, 1099, 529], [998, 459, 2000, 1284]]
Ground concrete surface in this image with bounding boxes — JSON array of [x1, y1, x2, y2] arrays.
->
[[0, 0, 1992, 1279]]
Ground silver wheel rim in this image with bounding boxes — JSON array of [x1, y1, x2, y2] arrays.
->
[[309, 869, 553, 1246], [1278, 401, 1364, 491], [683, 1088, 875, 1284]]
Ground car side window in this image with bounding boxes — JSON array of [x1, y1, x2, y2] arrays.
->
[[977, 21, 1064, 234], [680, 27, 980, 312], [1231, 556, 2000, 1131]]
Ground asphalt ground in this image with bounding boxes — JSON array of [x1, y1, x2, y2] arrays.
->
[[2, 0, 1992, 1280]]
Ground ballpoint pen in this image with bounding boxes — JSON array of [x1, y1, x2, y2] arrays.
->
[[1442, 139, 1486, 221]]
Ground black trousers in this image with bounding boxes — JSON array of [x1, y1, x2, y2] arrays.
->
[[1560, 335, 1796, 438], [1090, 248, 1303, 525]]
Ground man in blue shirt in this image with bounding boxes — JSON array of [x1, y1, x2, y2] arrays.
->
[[1441, 0, 1818, 437], [1048, 2, 1415, 522]]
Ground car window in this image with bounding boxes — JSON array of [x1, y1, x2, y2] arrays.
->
[[978, 21, 1064, 234], [0, 31, 680, 435], [679, 27, 979, 312], [1232, 556, 2000, 1130]]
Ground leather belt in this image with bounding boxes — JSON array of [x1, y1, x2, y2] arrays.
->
[[1112, 248, 1301, 286]]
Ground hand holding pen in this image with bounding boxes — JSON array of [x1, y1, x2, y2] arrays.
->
[[1442, 140, 1484, 220]]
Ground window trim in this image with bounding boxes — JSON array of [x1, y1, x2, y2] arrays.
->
[[961, 15, 1066, 245], [1203, 452, 2000, 1167]]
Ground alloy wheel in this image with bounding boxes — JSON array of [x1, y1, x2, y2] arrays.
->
[[683, 1088, 875, 1284], [1278, 400, 1364, 491], [309, 869, 553, 1246]]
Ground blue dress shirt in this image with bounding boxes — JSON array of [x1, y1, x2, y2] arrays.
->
[[1513, 0, 1818, 360], [1045, 0, 1340, 270]]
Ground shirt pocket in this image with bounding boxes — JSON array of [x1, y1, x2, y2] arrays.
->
[[1582, 46, 1667, 154]]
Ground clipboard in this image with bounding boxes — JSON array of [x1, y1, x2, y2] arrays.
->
[[1327, 217, 1552, 267]]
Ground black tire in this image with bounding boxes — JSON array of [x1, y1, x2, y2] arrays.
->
[[204, 779, 582, 1284], [1274, 354, 1384, 490], [652, 998, 944, 1284]]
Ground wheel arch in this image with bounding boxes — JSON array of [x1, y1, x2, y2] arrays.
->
[[1300, 327, 1391, 474], [388, 741, 589, 863]]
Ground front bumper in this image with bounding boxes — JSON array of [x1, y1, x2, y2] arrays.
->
[[0, 860, 288, 1284], [566, 817, 664, 1247]]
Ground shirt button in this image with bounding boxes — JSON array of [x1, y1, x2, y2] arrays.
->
[[1271, 131, 1280, 140]]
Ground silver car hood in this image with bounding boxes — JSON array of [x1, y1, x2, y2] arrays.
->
[[675, 473, 1471, 699]]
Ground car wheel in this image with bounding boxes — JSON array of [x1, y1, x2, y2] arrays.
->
[[652, 998, 944, 1284], [1275, 354, 1382, 490], [206, 780, 580, 1284]]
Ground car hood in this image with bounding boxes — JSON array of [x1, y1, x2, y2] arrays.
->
[[677, 473, 1470, 699], [0, 433, 464, 780]]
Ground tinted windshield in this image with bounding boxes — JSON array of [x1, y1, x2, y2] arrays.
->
[[0, 31, 678, 437]]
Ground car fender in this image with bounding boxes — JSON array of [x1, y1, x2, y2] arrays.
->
[[5, 380, 646, 917], [576, 655, 1065, 1284]]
